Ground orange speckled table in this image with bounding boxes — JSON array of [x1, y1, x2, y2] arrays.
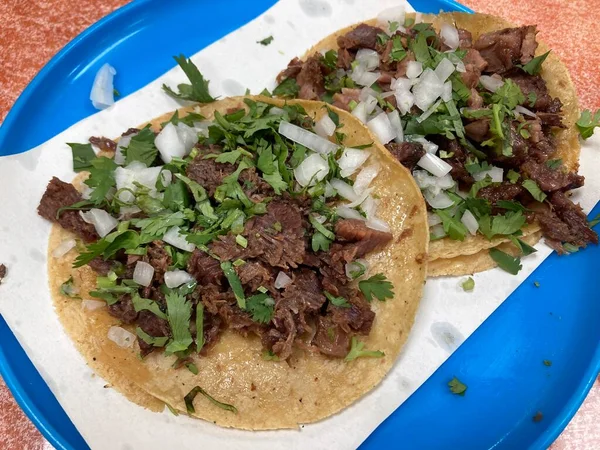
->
[[0, 0, 598, 448]]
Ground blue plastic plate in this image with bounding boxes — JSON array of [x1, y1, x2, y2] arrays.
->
[[0, 1, 598, 449]]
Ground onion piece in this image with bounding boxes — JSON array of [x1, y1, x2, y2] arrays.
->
[[480, 75, 504, 93], [387, 110, 404, 143], [413, 137, 438, 154], [164, 270, 194, 289], [515, 105, 537, 117], [269, 106, 285, 116], [155, 122, 186, 163], [355, 49, 380, 71], [440, 23, 459, 50], [345, 259, 369, 279], [115, 134, 133, 165], [176, 122, 199, 151], [119, 205, 142, 218], [329, 179, 358, 202], [474, 166, 503, 183], [406, 61, 423, 79], [361, 195, 378, 219], [79, 209, 118, 238], [279, 121, 338, 154], [274, 271, 293, 289], [423, 189, 454, 209], [417, 153, 453, 177], [364, 95, 378, 114], [359, 86, 378, 102], [376, 6, 406, 34], [430, 224, 446, 239], [395, 90, 416, 115], [392, 77, 412, 92], [442, 81, 453, 102], [346, 188, 373, 208], [163, 226, 195, 252], [82, 300, 106, 311], [434, 58, 456, 83], [412, 69, 444, 111], [338, 148, 370, 178], [353, 164, 380, 194], [107, 326, 135, 348], [324, 181, 336, 198], [367, 112, 396, 144], [313, 114, 337, 138], [351, 64, 380, 87], [294, 153, 329, 187], [351, 101, 368, 123], [90, 63, 117, 110], [366, 217, 391, 233], [461, 209, 479, 235], [52, 239, 76, 258], [428, 212, 442, 227], [336, 205, 365, 221], [417, 99, 443, 123], [133, 261, 154, 287]]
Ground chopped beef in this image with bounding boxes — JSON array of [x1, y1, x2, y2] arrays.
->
[[464, 119, 490, 142], [506, 71, 555, 111], [457, 28, 473, 48], [312, 315, 351, 357], [461, 48, 488, 88], [334, 219, 393, 257], [200, 313, 223, 355], [317, 243, 358, 292], [185, 153, 234, 197], [239, 166, 275, 201], [38, 177, 99, 243], [188, 249, 224, 286], [296, 54, 325, 100], [536, 112, 564, 128], [337, 48, 354, 70], [87, 257, 113, 276], [379, 39, 395, 70], [386, 142, 426, 171], [0, 264, 6, 283], [489, 122, 529, 168], [396, 51, 415, 78], [146, 242, 171, 283], [137, 310, 170, 357], [236, 261, 273, 292], [467, 89, 484, 108], [477, 182, 524, 204], [332, 88, 361, 111], [474, 26, 538, 73], [337, 24, 385, 50], [429, 137, 475, 189], [276, 57, 304, 83], [107, 294, 138, 324], [520, 160, 584, 192], [89, 136, 116, 153], [329, 293, 375, 335]]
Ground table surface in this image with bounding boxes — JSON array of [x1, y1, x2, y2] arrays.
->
[[0, 0, 598, 448]]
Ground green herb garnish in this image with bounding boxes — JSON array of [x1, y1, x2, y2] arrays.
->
[[184, 386, 237, 414], [358, 273, 394, 302], [345, 336, 385, 362]]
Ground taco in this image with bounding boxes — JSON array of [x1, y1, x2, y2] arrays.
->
[[274, 10, 597, 276], [38, 96, 428, 429]]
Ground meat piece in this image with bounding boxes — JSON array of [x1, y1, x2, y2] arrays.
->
[[236, 261, 273, 292], [337, 24, 385, 50], [474, 26, 537, 73], [467, 89, 484, 108], [136, 310, 171, 357], [186, 153, 235, 197], [87, 257, 113, 276], [464, 119, 490, 142], [386, 142, 426, 171], [461, 48, 488, 88], [334, 219, 393, 257], [239, 166, 275, 201], [210, 235, 250, 262], [187, 249, 224, 286], [489, 122, 529, 168], [521, 160, 584, 192], [429, 137, 475, 189], [379, 39, 395, 70], [107, 294, 138, 324], [329, 294, 375, 335], [146, 241, 171, 283], [337, 48, 354, 70], [536, 112, 564, 128], [277, 57, 304, 83], [457, 28, 473, 48], [265, 307, 296, 360], [396, 51, 415, 78], [317, 243, 358, 291], [0, 264, 6, 281], [280, 269, 326, 314], [506, 72, 554, 111], [38, 177, 99, 243], [89, 136, 116, 153], [312, 315, 351, 358], [200, 312, 223, 355], [332, 88, 361, 111], [296, 54, 325, 100], [477, 182, 524, 203]]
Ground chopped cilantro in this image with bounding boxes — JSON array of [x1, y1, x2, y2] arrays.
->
[[186, 363, 199, 375], [221, 261, 246, 308], [322, 50, 338, 70], [74, 229, 140, 268], [165, 403, 179, 416], [309, 214, 335, 240], [491, 79, 525, 110], [461, 277, 475, 291], [233, 258, 246, 267], [509, 236, 537, 256], [132, 212, 187, 241], [563, 243, 580, 253], [358, 273, 394, 302], [324, 291, 351, 308], [162, 55, 215, 103], [164, 291, 193, 354], [246, 293, 275, 323], [439, 150, 454, 159], [543, 359, 552, 367], [534, 281, 540, 288], [390, 36, 407, 62], [235, 234, 248, 248], [132, 293, 167, 319], [519, 51, 550, 75], [345, 336, 385, 362], [489, 248, 522, 275], [184, 386, 237, 414], [347, 260, 367, 279], [522, 179, 547, 202], [545, 159, 562, 170], [136, 327, 168, 347], [69, 143, 96, 172], [125, 126, 158, 166], [389, 20, 399, 33], [311, 231, 332, 252], [576, 108, 600, 139], [262, 350, 280, 361], [448, 377, 467, 396], [257, 36, 274, 46], [195, 303, 204, 353], [480, 211, 526, 239], [527, 92, 537, 108], [60, 276, 80, 298], [83, 157, 118, 205], [273, 77, 300, 98], [435, 209, 468, 241], [507, 169, 520, 184], [588, 214, 600, 228]]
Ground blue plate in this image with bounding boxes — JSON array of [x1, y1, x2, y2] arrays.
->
[[0, 1, 598, 449]]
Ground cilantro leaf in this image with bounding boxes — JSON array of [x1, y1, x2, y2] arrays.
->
[[358, 273, 394, 302], [311, 231, 332, 252], [309, 214, 335, 240], [522, 179, 547, 202], [345, 336, 385, 362], [84, 157, 117, 205], [576, 109, 600, 140], [448, 377, 467, 396], [162, 54, 216, 103], [507, 169, 520, 184], [273, 78, 300, 98], [74, 230, 140, 268], [461, 277, 474, 291], [324, 291, 351, 308], [257, 35, 274, 46], [221, 261, 246, 309], [527, 91, 537, 108], [163, 180, 191, 211], [195, 303, 204, 353], [496, 200, 527, 212], [186, 363, 199, 375], [136, 327, 168, 348], [60, 276, 80, 298], [246, 293, 275, 323], [490, 211, 526, 236], [164, 291, 193, 354], [435, 208, 468, 241], [545, 159, 562, 170], [125, 126, 158, 166], [262, 350, 280, 361], [174, 174, 208, 203], [69, 143, 96, 172], [132, 293, 167, 320], [489, 248, 522, 275], [184, 386, 237, 414], [520, 51, 550, 75], [262, 171, 288, 194], [132, 212, 187, 242], [589, 214, 600, 228], [491, 79, 525, 110]]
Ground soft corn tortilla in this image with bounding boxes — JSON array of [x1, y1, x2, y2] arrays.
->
[[302, 12, 580, 275], [47, 96, 428, 429]]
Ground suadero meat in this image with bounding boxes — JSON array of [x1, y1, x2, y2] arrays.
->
[[276, 57, 304, 84], [186, 153, 235, 197], [429, 137, 475, 189], [457, 28, 473, 48], [474, 26, 537, 73], [87, 257, 113, 276], [386, 142, 426, 171], [467, 89, 484, 108], [520, 160, 584, 192], [337, 24, 385, 50], [236, 261, 273, 292], [312, 315, 351, 357], [506, 71, 557, 112], [187, 249, 224, 286], [477, 182, 524, 204], [461, 48, 488, 88], [329, 293, 375, 336], [332, 88, 361, 111], [464, 119, 490, 142], [38, 177, 99, 243], [107, 294, 138, 324], [337, 48, 354, 70], [296, 55, 326, 100], [334, 219, 393, 257]]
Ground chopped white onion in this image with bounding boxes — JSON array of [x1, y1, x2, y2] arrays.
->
[[361, 195, 378, 219], [434, 58, 456, 83], [351, 101, 368, 123], [461, 209, 479, 235], [336, 205, 366, 221], [193, 121, 211, 137], [133, 261, 154, 287], [338, 148, 370, 178], [392, 77, 413, 92], [313, 214, 327, 224], [430, 224, 446, 239], [330, 178, 358, 202], [474, 166, 503, 182], [90, 63, 116, 110], [412, 69, 444, 111], [376, 6, 406, 34], [440, 23, 460, 50], [359, 87, 378, 102], [345, 259, 369, 279], [313, 114, 337, 138], [413, 170, 437, 190], [79, 209, 118, 238], [164, 270, 194, 289], [364, 95, 378, 114], [160, 169, 172, 187], [324, 181, 336, 198], [395, 90, 416, 115], [346, 187, 373, 208], [163, 226, 195, 252], [480, 75, 504, 93], [351, 64, 380, 87], [274, 271, 293, 289], [269, 106, 285, 116], [455, 60, 466, 73], [366, 217, 391, 233], [367, 112, 396, 144], [406, 61, 424, 79], [417, 99, 443, 123], [353, 164, 380, 194], [119, 205, 142, 218], [176, 122, 199, 151], [82, 299, 106, 311], [52, 239, 76, 258], [356, 49, 380, 71], [294, 153, 329, 187], [423, 189, 454, 209], [428, 212, 442, 227], [115, 134, 133, 165], [155, 123, 186, 163], [115, 164, 163, 203], [107, 326, 135, 348], [413, 137, 439, 154], [279, 121, 338, 154], [417, 153, 453, 177], [442, 81, 453, 102], [515, 105, 537, 117], [387, 110, 404, 143]]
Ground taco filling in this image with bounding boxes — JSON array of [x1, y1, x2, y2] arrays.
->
[[38, 99, 405, 363], [275, 11, 598, 268]]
